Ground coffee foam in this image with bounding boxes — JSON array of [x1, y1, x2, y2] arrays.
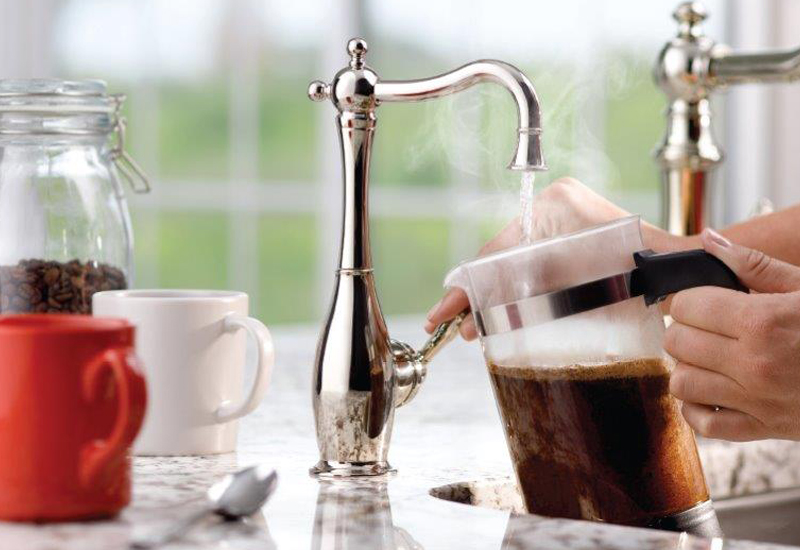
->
[[488, 356, 672, 381], [481, 298, 666, 367]]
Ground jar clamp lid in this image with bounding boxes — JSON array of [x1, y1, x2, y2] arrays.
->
[[0, 79, 150, 194]]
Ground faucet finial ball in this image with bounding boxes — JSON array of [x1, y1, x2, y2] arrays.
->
[[347, 38, 368, 69], [347, 38, 368, 58], [673, 1, 707, 24]]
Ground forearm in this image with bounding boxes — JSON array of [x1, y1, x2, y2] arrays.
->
[[642, 204, 800, 267], [719, 204, 800, 266]]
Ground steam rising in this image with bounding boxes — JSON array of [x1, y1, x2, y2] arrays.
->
[[400, 55, 640, 225]]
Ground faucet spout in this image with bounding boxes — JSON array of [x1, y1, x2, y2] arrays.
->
[[712, 47, 800, 85], [374, 61, 546, 171]]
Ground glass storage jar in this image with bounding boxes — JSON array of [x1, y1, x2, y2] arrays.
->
[[0, 79, 149, 314]]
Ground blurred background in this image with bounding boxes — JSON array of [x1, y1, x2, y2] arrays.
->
[[1, 0, 798, 327]]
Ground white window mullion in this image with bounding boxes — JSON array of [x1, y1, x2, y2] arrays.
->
[[226, 0, 262, 304], [128, 0, 163, 289], [0, 0, 56, 78], [128, 82, 162, 289]]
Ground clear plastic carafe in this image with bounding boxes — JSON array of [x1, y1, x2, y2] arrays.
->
[[445, 216, 720, 535]]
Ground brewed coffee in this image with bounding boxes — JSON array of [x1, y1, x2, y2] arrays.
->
[[488, 357, 709, 526]]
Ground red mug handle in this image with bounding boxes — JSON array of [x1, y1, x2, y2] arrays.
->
[[79, 348, 147, 488]]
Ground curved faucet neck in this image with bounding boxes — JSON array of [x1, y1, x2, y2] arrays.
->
[[375, 60, 541, 125], [375, 60, 545, 171], [309, 39, 546, 172], [308, 38, 547, 270]]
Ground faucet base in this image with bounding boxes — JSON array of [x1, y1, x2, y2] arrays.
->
[[310, 460, 397, 479]]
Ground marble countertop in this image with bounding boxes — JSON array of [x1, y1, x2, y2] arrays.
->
[[5, 322, 800, 550]]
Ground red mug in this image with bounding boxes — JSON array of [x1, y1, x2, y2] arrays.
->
[[0, 314, 147, 521]]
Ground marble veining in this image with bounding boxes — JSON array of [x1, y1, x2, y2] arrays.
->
[[1, 324, 799, 549]]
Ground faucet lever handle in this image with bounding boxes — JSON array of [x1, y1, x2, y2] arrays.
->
[[417, 312, 467, 365], [391, 312, 467, 409]]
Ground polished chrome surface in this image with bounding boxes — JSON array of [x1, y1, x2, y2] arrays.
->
[[654, 1, 800, 235], [713, 46, 800, 85], [392, 311, 466, 408], [475, 274, 634, 336], [654, 2, 723, 236], [131, 465, 278, 549], [309, 38, 544, 477], [656, 95, 721, 235], [646, 500, 722, 538]]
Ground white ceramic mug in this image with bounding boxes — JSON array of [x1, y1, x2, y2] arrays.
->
[[92, 290, 274, 455]]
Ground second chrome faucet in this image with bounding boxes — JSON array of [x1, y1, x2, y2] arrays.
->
[[655, 1, 800, 236]]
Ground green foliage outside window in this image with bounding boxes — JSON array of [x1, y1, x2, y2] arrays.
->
[[126, 52, 665, 325]]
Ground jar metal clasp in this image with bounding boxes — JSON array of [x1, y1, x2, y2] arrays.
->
[[110, 94, 150, 194]]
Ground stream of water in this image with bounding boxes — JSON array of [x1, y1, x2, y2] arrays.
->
[[519, 171, 536, 245]]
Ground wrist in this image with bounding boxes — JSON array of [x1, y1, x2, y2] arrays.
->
[[641, 224, 698, 252]]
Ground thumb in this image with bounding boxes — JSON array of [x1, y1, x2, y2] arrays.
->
[[701, 228, 800, 293]]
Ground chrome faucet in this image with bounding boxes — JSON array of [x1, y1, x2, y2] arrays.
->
[[307, 38, 546, 478], [655, 1, 800, 236]]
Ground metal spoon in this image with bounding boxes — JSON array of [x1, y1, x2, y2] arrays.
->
[[131, 465, 278, 549]]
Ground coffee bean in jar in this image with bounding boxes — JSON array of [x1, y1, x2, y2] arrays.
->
[[0, 259, 127, 314]]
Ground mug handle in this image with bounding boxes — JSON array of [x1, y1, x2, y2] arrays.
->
[[80, 348, 147, 488], [214, 314, 275, 423]]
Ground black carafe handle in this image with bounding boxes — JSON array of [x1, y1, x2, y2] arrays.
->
[[631, 249, 749, 306]]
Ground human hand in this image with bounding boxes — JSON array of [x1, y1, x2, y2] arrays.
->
[[425, 177, 684, 340], [666, 228, 800, 441]]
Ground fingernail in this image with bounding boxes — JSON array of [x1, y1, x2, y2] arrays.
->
[[426, 300, 442, 321], [705, 228, 731, 248]]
